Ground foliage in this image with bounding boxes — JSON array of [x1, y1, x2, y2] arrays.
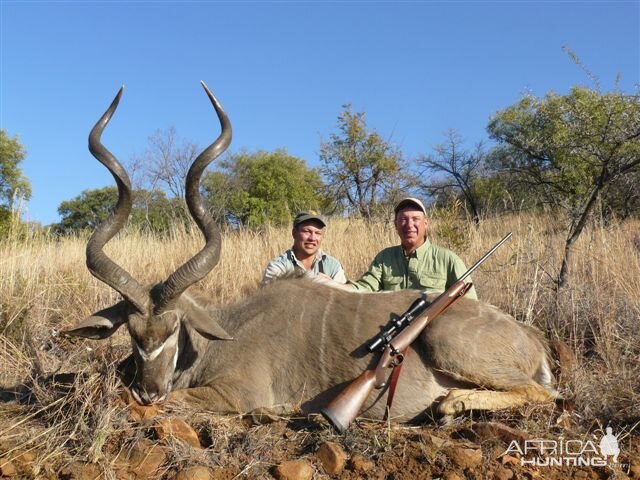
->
[[0, 207, 11, 237], [128, 126, 200, 200], [416, 130, 490, 225], [319, 105, 408, 219], [428, 200, 470, 251], [2, 214, 638, 471], [202, 150, 322, 228], [488, 85, 640, 287], [130, 189, 189, 232], [54, 187, 187, 234], [599, 169, 640, 222], [0, 130, 32, 234], [56, 187, 117, 233]]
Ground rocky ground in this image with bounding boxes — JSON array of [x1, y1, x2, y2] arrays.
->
[[0, 390, 638, 480]]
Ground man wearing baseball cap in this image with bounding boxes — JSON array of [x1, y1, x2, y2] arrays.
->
[[349, 197, 477, 298], [261, 211, 347, 286]]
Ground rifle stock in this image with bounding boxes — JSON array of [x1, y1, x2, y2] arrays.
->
[[320, 370, 377, 434]]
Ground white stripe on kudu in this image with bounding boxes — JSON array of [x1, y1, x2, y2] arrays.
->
[[135, 327, 180, 362]]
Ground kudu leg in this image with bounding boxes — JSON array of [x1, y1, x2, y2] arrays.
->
[[168, 386, 244, 412], [247, 405, 299, 424], [437, 382, 556, 416], [168, 386, 298, 421]]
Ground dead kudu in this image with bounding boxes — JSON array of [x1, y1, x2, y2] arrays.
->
[[65, 84, 557, 426]]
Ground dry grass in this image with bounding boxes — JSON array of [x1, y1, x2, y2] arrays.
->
[[1, 213, 639, 476]]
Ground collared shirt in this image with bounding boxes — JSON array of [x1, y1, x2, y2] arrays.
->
[[261, 248, 347, 286], [349, 240, 478, 299]]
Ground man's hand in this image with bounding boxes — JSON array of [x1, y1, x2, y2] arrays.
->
[[308, 272, 355, 291]]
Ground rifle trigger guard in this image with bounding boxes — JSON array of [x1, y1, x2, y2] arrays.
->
[[391, 354, 404, 368], [389, 346, 404, 367]]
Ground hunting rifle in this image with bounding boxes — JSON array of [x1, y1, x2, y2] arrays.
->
[[320, 232, 513, 433]]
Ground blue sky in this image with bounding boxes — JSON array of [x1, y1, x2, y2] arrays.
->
[[1, 1, 638, 225]]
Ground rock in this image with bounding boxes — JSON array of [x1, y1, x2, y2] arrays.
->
[[172, 466, 214, 480], [494, 466, 514, 480], [551, 339, 577, 373], [59, 462, 102, 480], [555, 410, 573, 429], [155, 418, 201, 448], [17, 451, 36, 463], [112, 458, 132, 480], [316, 441, 347, 475], [122, 438, 167, 479], [121, 388, 163, 423], [428, 433, 449, 448], [500, 454, 520, 466], [0, 459, 17, 477], [443, 472, 464, 480], [129, 403, 163, 423], [444, 447, 483, 469], [348, 454, 374, 473], [11, 450, 36, 471], [273, 460, 314, 480], [208, 468, 242, 480], [472, 422, 530, 448], [3, 451, 37, 477]]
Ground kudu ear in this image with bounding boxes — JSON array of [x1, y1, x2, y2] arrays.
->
[[64, 301, 127, 340], [182, 302, 233, 341]]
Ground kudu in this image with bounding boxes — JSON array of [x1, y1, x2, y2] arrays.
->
[[65, 83, 557, 423]]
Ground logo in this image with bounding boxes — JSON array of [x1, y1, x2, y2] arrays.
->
[[503, 428, 620, 467], [599, 427, 620, 462]]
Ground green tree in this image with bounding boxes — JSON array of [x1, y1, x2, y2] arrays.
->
[[0, 130, 32, 233], [320, 105, 407, 219], [130, 189, 188, 232], [55, 187, 186, 234], [56, 187, 118, 233], [488, 85, 640, 288], [202, 150, 323, 228]]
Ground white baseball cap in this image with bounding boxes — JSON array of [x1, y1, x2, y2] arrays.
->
[[394, 197, 427, 215]]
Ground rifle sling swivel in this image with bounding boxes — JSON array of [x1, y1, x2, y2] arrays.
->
[[383, 348, 409, 421]]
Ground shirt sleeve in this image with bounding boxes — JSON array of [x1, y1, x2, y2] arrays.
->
[[331, 266, 347, 284], [448, 255, 478, 300], [349, 254, 384, 292], [261, 261, 287, 287]]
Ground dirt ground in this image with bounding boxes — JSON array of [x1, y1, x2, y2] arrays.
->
[[1, 389, 638, 480]]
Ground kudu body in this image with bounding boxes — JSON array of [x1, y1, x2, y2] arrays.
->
[[66, 84, 556, 421]]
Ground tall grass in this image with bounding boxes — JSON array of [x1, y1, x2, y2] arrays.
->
[[1, 213, 639, 470]]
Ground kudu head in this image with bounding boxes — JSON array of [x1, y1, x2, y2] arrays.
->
[[65, 83, 233, 405]]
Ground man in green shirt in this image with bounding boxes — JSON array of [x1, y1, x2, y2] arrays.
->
[[349, 197, 478, 299]]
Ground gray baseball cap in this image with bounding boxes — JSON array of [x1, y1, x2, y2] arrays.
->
[[394, 197, 427, 215], [293, 211, 326, 228]]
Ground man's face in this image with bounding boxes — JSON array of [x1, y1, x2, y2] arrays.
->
[[292, 221, 325, 258], [394, 208, 428, 251]]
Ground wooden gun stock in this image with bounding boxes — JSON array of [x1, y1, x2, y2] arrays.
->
[[320, 370, 376, 433]]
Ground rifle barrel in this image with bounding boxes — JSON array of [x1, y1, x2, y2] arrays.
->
[[368, 233, 511, 353], [458, 232, 512, 283]]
